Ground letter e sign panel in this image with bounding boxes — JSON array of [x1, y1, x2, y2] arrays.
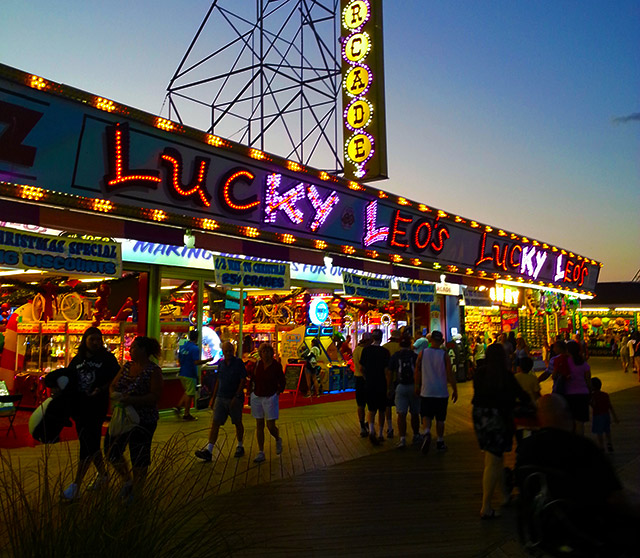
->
[[340, 0, 387, 182]]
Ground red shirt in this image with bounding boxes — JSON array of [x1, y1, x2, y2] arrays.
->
[[251, 359, 286, 397]]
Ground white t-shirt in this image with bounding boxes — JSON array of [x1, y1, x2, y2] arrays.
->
[[419, 347, 449, 398]]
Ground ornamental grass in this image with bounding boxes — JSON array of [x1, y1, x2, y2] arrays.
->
[[0, 432, 245, 558]]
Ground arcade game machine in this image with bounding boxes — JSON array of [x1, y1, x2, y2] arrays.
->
[[299, 325, 352, 393]]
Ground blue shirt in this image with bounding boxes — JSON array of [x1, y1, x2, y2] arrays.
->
[[179, 340, 200, 380], [216, 356, 247, 399]]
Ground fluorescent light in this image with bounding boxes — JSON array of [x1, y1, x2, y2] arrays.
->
[[496, 279, 593, 300], [0, 269, 44, 276], [614, 308, 640, 312]]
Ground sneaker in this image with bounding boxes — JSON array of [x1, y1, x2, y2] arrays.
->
[[436, 440, 448, 452], [183, 414, 198, 422], [253, 451, 266, 463], [86, 473, 108, 491], [233, 446, 245, 458], [172, 407, 182, 417], [276, 437, 283, 455], [369, 433, 381, 446], [360, 427, 368, 438], [195, 447, 213, 462], [421, 432, 432, 455], [386, 429, 394, 439], [62, 483, 79, 501], [396, 439, 407, 449]]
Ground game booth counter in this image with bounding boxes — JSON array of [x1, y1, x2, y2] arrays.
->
[[0, 63, 601, 416]]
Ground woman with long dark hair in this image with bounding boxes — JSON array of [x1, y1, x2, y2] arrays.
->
[[62, 326, 120, 500], [564, 340, 592, 435], [472, 343, 530, 519], [105, 336, 163, 500]]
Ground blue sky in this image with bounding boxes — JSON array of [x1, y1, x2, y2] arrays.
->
[[2, 0, 638, 282]]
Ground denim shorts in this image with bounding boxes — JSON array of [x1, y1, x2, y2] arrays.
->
[[395, 383, 420, 414]]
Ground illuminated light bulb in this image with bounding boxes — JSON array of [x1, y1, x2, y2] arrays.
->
[[577, 255, 583, 261], [249, 148, 270, 161], [155, 117, 177, 132], [200, 219, 219, 230], [478, 270, 487, 277], [465, 268, 474, 275], [29, 75, 48, 90], [286, 161, 302, 172], [19, 185, 45, 200], [532, 240, 540, 246], [521, 237, 529, 243], [493, 273, 501, 278], [314, 240, 328, 250], [498, 230, 507, 236], [240, 227, 260, 238], [543, 243, 549, 249], [433, 263, 441, 270], [378, 190, 388, 198], [448, 265, 459, 273], [455, 216, 465, 223], [397, 197, 410, 206], [365, 250, 379, 259], [94, 97, 116, 112], [391, 254, 402, 263], [561, 249, 567, 255], [91, 199, 114, 212], [142, 208, 167, 222], [206, 134, 228, 148], [319, 172, 331, 181], [418, 204, 430, 212], [470, 221, 480, 228], [342, 245, 356, 255], [485, 226, 493, 232], [517, 277, 524, 282], [569, 252, 575, 258], [348, 181, 364, 191], [551, 246, 558, 252], [411, 258, 421, 266], [278, 234, 296, 244], [438, 210, 448, 218]]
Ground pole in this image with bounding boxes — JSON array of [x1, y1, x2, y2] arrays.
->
[[411, 303, 415, 337], [237, 287, 244, 357]]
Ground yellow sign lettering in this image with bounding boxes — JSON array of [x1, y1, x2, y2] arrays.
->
[[344, 64, 370, 97], [343, 0, 370, 30], [347, 134, 373, 163], [346, 98, 372, 130], [344, 33, 370, 63]]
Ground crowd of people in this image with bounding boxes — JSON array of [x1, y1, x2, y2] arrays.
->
[[47, 321, 638, 544]]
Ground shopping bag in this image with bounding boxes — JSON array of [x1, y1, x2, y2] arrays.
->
[[108, 403, 139, 437]]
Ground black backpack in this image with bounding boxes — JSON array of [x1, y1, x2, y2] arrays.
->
[[397, 351, 416, 385]]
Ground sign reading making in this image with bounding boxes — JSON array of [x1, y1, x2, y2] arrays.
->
[[214, 256, 290, 290], [0, 225, 121, 277], [398, 281, 435, 303], [342, 271, 391, 300]]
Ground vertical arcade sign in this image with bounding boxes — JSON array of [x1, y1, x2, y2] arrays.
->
[[341, 0, 388, 182]]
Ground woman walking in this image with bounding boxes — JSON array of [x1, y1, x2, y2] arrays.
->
[[472, 343, 530, 519], [105, 336, 163, 500], [62, 326, 120, 500], [565, 340, 592, 435]]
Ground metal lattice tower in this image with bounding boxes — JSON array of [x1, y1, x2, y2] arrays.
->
[[165, 0, 342, 174]]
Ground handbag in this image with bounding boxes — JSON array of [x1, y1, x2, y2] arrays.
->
[[108, 403, 140, 437]]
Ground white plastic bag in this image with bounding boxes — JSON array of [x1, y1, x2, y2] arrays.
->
[[108, 398, 140, 437]]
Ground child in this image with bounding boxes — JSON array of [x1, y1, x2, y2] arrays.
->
[[590, 377, 619, 452]]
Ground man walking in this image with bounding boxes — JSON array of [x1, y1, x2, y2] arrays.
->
[[176, 330, 213, 421], [352, 332, 372, 437], [195, 341, 247, 461], [388, 335, 420, 448], [414, 330, 458, 453], [382, 330, 402, 438], [360, 329, 391, 446]]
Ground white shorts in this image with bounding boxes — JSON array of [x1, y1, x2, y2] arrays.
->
[[250, 392, 279, 421]]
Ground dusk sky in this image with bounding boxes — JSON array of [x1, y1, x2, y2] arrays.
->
[[2, 0, 638, 283]]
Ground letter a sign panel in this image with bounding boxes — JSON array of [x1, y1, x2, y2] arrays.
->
[[341, 0, 388, 182]]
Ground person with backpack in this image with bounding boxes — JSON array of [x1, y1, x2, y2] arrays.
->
[[414, 330, 458, 454], [387, 335, 420, 449]]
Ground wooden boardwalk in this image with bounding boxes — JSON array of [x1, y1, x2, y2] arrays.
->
[[2, 357, 639, 556]]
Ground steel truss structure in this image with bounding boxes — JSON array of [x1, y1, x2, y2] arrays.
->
[[165, 0, 342, 174]]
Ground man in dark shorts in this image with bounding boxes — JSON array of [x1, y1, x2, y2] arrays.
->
[[414, 330, 457, 453], [351, 332, 372, 437], [195, 342, 247, 462], [360, 329, 390, 446]]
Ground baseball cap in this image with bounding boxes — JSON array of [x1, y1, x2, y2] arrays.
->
[[430, 330, 444, 342]]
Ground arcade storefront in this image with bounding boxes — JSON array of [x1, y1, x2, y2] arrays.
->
[[0, 64, 601, 406]]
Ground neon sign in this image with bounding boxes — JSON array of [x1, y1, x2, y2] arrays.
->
[[309, 298, 330, 326], [490, 286, 520, 306], [340, 0, 387, 181]]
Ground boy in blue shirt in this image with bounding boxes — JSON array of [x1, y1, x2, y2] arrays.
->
[[176, 330, 213, 421]]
